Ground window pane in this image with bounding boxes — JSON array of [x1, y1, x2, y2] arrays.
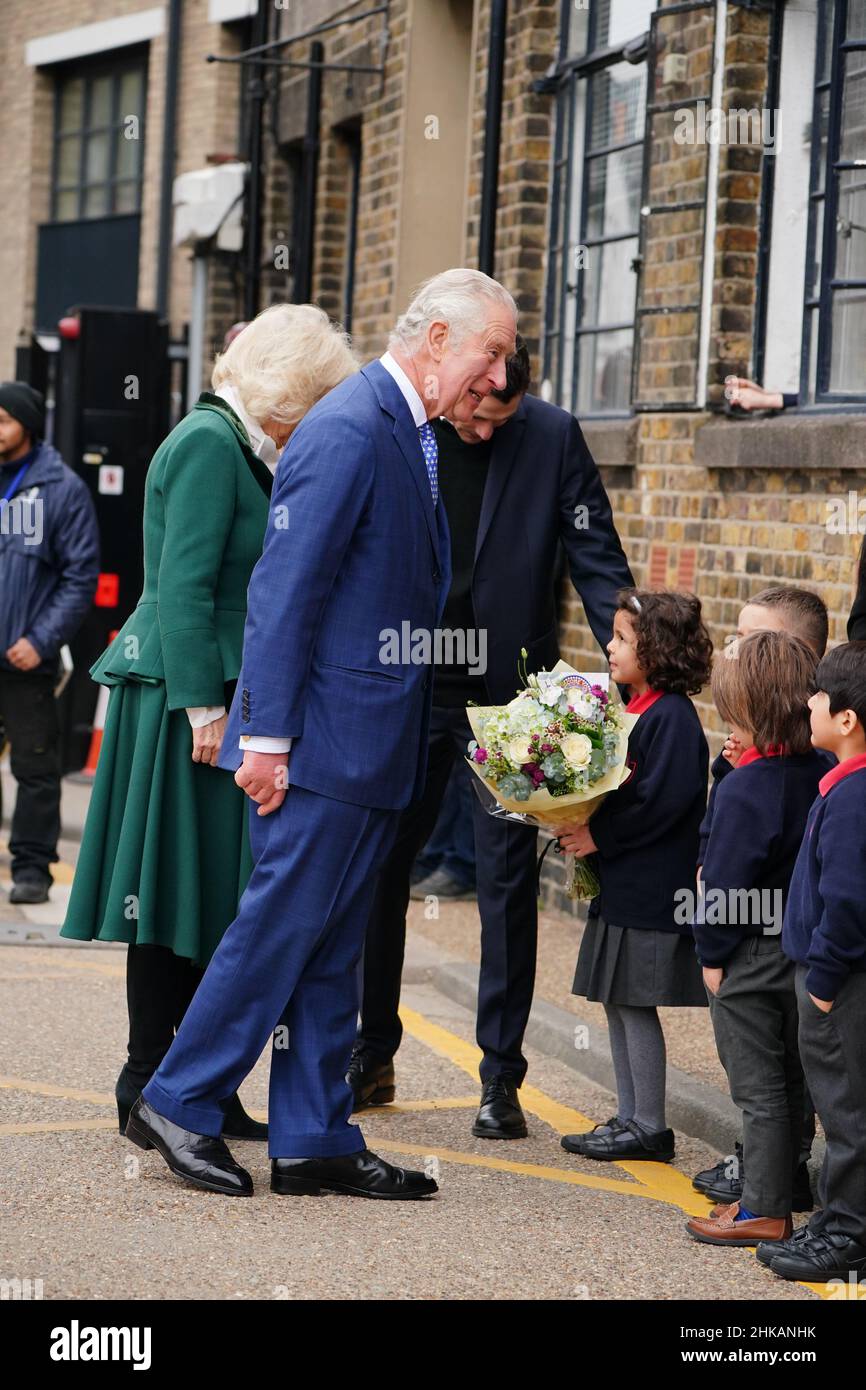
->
[[114, 181, 139, 214], [116, 126, 141, 178], [586, 144, 643, 240], [119, 68, 144, 120], [55, 189, 79, 221], [83, 185, 109, 217], [835, 170, 866, 282], [85, 132, 110, 184], [58, 79, 84, 134], [581, 237, 638, 327], [847, 0, 866, 39], [829, 288, 866, 391], [589, 61, 646, 151], [818, 0, 836, 83], [806, 199, 824, 300], [597, 0, 656, 50], [814, 88, 830, 196], [806, 307, 820, 401], [56, 135, 82, 185], [577, 328, 633, 413], [565, 0, 590, 57], [90, 75, 113, 127], [840, 50, 866, 163]]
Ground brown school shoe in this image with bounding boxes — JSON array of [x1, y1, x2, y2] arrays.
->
[[685, 1201, 793, 1247]]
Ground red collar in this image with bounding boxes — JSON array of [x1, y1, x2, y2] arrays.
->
[[736, 744, 785, 769], [819, 752, 866, 798], [626, 688, 665, 715]]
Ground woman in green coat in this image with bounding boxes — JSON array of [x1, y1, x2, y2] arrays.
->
[[61, 303, 358, 1139]]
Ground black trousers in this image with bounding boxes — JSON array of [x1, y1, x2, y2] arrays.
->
[[360, 705, 539, 1084], [796, 966, 866, 1244], [0, 670, 61, 881], [121, 943, 204, 1090]]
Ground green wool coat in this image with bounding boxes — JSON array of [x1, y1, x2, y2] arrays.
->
[[60, 395, 272, 965]]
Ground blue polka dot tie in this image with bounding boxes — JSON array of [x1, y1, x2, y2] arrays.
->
[[418, 421, 439, 505]]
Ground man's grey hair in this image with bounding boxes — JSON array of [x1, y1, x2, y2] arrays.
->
[[388, 268, 518, 354]]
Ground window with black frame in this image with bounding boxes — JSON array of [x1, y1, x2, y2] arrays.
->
[[544, 0, 656, 417], [801, 0, 866, 403], [51, 54, 147, 224]]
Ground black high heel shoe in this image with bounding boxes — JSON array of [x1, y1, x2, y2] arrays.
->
[[115, 1070, 267, 1142]]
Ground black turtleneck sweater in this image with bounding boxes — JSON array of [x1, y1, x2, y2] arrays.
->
[[431, 418, 492, 708]]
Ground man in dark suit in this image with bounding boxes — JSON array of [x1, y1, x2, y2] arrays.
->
[[352, 340, 634, 1138], [128, 269, 518, 1201]]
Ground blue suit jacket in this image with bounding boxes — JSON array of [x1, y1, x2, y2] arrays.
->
[[221, 360, 450, 810]]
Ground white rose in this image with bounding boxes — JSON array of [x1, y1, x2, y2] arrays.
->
[[559, 733, 593, 769], [506, 737, 533, 767]]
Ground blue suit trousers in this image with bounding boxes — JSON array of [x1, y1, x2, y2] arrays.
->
[[143, 785, 397, 1157]]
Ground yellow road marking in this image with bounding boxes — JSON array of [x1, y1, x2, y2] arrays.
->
[[398, 1004, 705, 1216], [0, 1075, 117, 1106], [1, 1118, 118, 1136]]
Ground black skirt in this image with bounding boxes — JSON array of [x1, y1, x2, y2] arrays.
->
[[573, 914, 707, 1008]]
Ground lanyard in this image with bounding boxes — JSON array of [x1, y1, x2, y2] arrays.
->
[[1, 459, 33, 504]]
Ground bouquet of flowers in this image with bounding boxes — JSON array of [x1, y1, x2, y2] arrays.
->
[[465, 657, 638, 899]]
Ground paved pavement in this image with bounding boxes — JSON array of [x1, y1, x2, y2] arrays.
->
[[0, 769, 848, 1302]]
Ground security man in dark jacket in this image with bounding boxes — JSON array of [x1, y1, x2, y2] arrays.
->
[[0, 382, 99, 903], [351, 343, 634, 1138]]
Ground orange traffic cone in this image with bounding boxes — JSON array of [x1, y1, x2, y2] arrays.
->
[[80, 683, 109, 778]]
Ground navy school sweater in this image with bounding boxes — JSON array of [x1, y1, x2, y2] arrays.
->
[[782, 755, 866, 1001], [589, 690, 709, 934], [697, 749, 731, 865], [693, 749, 828, 967]]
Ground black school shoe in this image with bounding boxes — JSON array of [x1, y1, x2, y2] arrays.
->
[[692, 1142, 743, 1198], [561, 1117, 628, 1154], [578, 1118, 675, 1163], [347, 1046, 396, 1112], [9, 874, 51, 904], [766, 1228, 866, 1283], [694, 1145, 814, 1212]]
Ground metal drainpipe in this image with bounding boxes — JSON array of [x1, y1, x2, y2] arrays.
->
[[295, 39, 323, 304], [155, 0, 183, 319], [243, 0, 271, 320], [478, 0, 508, 276]]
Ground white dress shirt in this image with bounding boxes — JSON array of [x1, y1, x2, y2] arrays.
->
[[237, 352, 427, 756]]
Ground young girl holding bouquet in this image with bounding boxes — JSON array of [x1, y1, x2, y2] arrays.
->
[[557, 589, 712, 1163]]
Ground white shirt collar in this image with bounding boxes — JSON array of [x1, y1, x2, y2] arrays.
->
[[214, 383, 279, 473], [379, 351, 428, 430]]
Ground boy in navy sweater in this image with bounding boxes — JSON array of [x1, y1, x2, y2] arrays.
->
[[693, 585, 828, 1208], [759, 642, 866, 1283], [686, 631, 826, 1248]]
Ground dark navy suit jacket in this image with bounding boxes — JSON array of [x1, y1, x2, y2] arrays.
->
[[469, 393, 633, 701], [221, 359, 450, 811]]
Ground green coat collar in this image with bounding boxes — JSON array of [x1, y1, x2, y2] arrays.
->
[[193, 392, 273, 498]]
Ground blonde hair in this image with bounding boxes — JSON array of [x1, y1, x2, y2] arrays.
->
[[212, 303, 359, 427]]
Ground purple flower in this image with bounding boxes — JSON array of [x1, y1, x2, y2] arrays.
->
[[540, 742, 553, 754], [473, 748, 488, 763]]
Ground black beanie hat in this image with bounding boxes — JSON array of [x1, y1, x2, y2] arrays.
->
[[0, 382, 46, 439]]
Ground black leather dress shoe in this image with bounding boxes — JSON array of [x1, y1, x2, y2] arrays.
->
[[125, 1097, 253, 1196], [271, 1148, 437, 1199], [579, 1118, 675, 1163], [347, 1047, 395, 1111], [472, 1075, 528, 1139], [561, 1117, 627, 1154], [768, 1228, 866, 1282]]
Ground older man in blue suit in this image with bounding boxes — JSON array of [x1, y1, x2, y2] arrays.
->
[[128, 269, 518, 1200]]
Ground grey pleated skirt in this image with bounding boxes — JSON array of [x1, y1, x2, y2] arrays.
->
[[573, 914, 707, 1008]]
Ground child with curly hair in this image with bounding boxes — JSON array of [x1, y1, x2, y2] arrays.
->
[[557, 588, 712, 1163]]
